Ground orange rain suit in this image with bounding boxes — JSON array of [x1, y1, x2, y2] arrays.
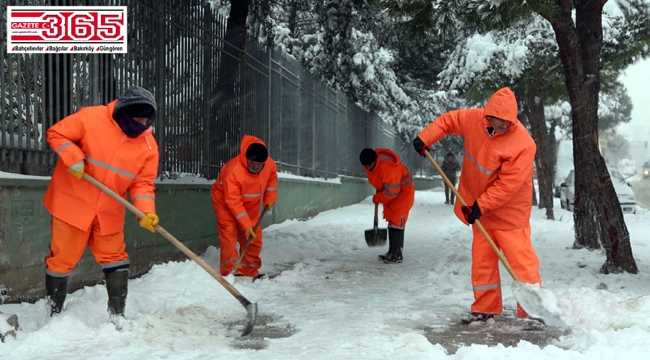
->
[[417, 87, 541, 318], [211, 135, 278, 277], [43, 100, 159, 277], [363, 148, 415, 229]]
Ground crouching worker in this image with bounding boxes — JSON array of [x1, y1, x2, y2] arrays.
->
[[211, 135, 278, 280], [359, 148, 415, 264], [43, 86, 160, 317]]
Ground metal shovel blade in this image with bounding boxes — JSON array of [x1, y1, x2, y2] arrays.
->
[[365, 227, 388, 247], [240, 302, 258, 336]]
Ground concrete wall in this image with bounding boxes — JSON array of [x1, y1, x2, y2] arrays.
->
[[415, 176, 442, 191], [0, 175, 438, 303], [0, 178, 218, 303]]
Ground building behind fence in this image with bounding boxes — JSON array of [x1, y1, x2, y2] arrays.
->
[[1, 0, 426, 181]]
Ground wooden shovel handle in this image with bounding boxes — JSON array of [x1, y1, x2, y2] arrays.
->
[[373, 202, 379, 229], [424, 150, 520, 281], [82, 173, 254, 303], [232, 207, 268, 275]]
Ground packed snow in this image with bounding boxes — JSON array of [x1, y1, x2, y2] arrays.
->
[[2, 182, 650, 359]]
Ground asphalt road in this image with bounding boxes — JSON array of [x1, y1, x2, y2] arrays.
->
[[632, 178, 650, 210]]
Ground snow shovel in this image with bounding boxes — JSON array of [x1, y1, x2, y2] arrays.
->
[[83, 173, 258, 336], [231, 207, 268, 276], [424, 150, 565, 327], [365, 203, 388, 247]]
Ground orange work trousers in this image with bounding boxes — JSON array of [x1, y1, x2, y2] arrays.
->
[[45, 216, 129, 276], [470, 226, 541, 318], [217, 219, 262, 277], [384, 210, 409, 230]]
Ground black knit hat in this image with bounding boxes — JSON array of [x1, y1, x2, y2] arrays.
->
[[447, 152, 454, 157], [359, 148, 377, 165], [246, 143, 268, 162], [121, 103, 156, 119]]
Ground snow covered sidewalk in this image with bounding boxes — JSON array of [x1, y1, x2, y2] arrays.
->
[[2, 188, 650, 359]]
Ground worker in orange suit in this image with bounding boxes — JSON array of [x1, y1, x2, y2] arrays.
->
[[43, 86, 160, 318], [359, 148, 415, 264], [211, 135, 278, 280], [412, 87, 541, 324]]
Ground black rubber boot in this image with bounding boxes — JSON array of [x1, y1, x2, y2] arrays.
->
[[377, 236, 394, 262], [383, 228, 404, 264], [105, 271, 129, 317], [45, 274, 68, 316]]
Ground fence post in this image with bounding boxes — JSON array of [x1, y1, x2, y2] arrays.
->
[[202, 2, 213, 178], [155, 1, 166, 180], [89, 55, 99, 105], [268, 45, 272, 151]]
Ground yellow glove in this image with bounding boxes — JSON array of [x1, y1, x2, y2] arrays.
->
[[139, 213, 159, 233], [67, 160, 85, 180], [245, 227, 257, 242], [264, 201, 275, 211]]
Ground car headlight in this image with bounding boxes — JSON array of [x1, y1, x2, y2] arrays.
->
[[644, 170, 650, 175]]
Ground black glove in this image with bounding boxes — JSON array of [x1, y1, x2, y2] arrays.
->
[[412, 136, 428, 156], [461, 201, 482, 224]]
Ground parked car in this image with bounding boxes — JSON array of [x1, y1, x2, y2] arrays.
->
[[554, 140, 574, 198], [619, 159, 637, 178], [560, 168, 636, 214], [643, 161, 650, 180]]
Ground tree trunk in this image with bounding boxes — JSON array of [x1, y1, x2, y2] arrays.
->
[[525, 95, 554, 220], [531, 174, 538, 206], [288, 0, 299, 34], [545, 0, 637, 273], [548, 118, 558, 197], [208, 0, 249, 179]]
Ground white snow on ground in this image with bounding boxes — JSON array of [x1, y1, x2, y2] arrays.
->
[[2, 183, 650, 359]]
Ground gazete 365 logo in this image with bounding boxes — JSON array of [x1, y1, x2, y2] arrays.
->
[[7, 6, 127, 53]]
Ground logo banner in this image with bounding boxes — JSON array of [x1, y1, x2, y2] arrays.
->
[[7, 6, 128, 53]]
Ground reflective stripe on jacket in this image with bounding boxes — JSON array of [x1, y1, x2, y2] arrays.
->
[[211, 135, 278, 230], [418, 88, 536, 229], [43, 100, 159, 234]]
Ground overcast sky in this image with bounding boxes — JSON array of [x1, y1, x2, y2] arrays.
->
[[617, 58, 650, 141]]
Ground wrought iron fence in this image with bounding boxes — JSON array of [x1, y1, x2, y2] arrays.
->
[[1, 0, 414, 181]]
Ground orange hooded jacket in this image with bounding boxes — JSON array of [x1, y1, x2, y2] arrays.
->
[[43, 100, 159, 234], [363, 148, 415, 228], [418, 88, 536, 229], [211, 135, 278, 230]]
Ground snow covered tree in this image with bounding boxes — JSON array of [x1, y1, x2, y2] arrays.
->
[[246, 0, 431, 140], [205, 0, 251, 179]]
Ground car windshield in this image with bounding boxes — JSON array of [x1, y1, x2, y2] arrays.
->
[[644, 161, 650, 169]]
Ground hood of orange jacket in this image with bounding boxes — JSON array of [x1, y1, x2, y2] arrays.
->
[[417, 87, 536, 229], [484, 87, 519, 125], [238, 135, 267, 168]]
